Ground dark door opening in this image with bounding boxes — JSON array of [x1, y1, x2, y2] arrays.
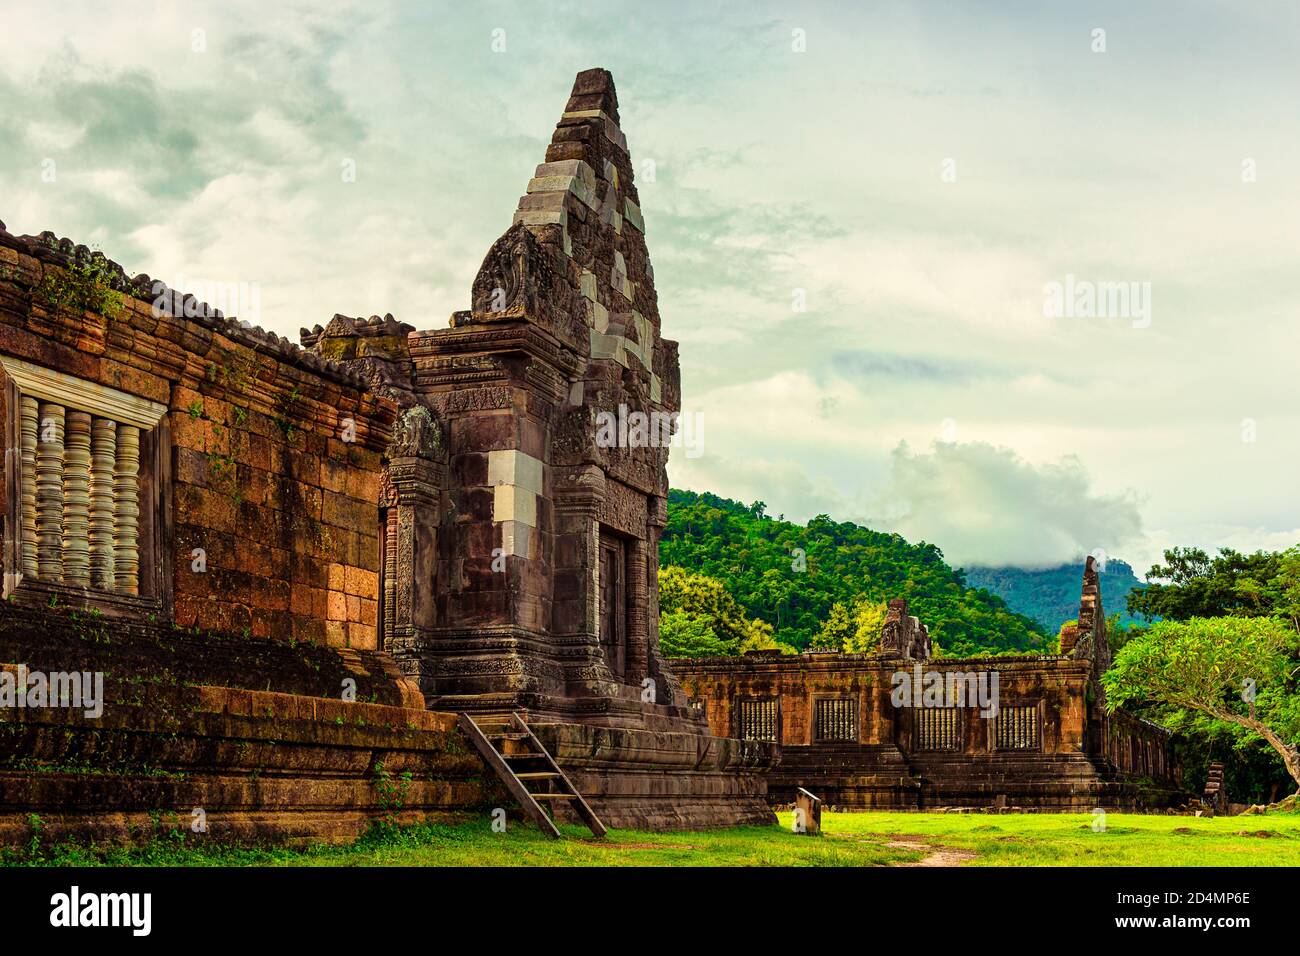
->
[[599, 532, 627, 679]]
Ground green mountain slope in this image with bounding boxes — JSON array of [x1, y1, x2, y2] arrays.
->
[[964, 560, 1146, 633], [660, 489, 1052, 657]]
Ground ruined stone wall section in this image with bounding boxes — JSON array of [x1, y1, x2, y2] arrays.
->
[[0, 226, 397, 650], [878, 598, 932, 660], [1058, 554, 1108, 665], [671, 559, 1181, 809], [674, 652, 1092, 755]]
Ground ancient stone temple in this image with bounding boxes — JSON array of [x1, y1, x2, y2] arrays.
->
[[673, 558, 1182, 810], [0, 69, 774, 844], [0, 69, 1184, 844]]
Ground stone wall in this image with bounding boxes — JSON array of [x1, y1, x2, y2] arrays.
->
[[672, 563, 1183, 811], [0, 676, 499, 847], [0, 228, 396, 650], [0, 228, 451, 847], [674, 647, 1180, 810], [680, 651, 1090, 753]]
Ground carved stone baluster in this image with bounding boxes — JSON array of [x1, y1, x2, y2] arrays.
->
[[114, 423, 141, 595], [62, 410, 92, 585], [19, 396, 38, 580], [35, 402, 65, 580], [89, 416, 117, 589]]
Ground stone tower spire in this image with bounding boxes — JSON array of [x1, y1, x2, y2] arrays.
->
[[469, 68, 665, 407]]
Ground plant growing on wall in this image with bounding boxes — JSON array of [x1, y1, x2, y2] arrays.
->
[[33, 255, 124, 321], [272, 385, 303, 444]]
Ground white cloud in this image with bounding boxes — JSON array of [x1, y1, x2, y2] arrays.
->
[[861, 441, 1145, 570]]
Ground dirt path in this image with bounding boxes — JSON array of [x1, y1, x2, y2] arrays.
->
[[885, 838, 977, 867]]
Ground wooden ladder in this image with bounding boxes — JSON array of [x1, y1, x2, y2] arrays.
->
[[458, 712, 607, 839]]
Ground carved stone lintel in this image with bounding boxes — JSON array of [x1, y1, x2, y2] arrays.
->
[[553, 463, 605, 515], [386, 458, 443, 504]]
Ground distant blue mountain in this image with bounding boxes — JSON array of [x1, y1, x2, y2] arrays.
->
[[963, 559, 1146, 634]]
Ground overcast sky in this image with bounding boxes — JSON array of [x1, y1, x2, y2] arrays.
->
[[2, 0, 1297, 577]]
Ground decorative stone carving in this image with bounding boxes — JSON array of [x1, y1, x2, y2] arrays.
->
[[394, 505, 415, 627], [879, 599, 931, 660], [386, 405, 443, 461], [471, 226, 534, 318]]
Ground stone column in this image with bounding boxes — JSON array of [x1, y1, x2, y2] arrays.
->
[[381, 406, 445, 647], [89, 417, 117, 589], [625, 536, 649, 687], [551, 464, 616, 697], [61, 410, 92, 585], [114, 422, 141, 595], [643, 496, 690, 710], [35, 402, 64, 580], [385, 466, 440, 641]]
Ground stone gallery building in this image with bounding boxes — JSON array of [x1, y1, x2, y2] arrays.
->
[[672, 557, 1181, 810], [0, 70, 1179, 846]]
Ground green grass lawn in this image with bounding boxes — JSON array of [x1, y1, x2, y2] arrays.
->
[[818, 810, 1300, 866], [10, 809, 1300, 867]]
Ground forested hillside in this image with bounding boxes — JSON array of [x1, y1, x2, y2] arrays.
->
[[660, 489, 1051, 657], [965, 559, 1146, 633]]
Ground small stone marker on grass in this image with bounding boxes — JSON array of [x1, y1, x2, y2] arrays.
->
[[794, 788, 823, 836]]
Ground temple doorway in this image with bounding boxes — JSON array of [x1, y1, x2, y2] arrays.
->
[[599, 532, 628, 680]]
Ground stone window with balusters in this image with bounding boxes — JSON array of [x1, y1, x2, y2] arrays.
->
[[1, 357, 171, 615]]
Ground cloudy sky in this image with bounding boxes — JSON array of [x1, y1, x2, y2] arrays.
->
[[2, 0, 1297, 576]]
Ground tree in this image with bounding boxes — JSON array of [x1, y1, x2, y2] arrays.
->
[[1102, 616, 1300, 793], [814, 602, 854, 650], [657, 566, 795, 657], [845, 599, 888, 654], [1104, 612, 1139, 654], [659, 610, 731, 658], [659, 566, 754, 648], [1056, 619, 1077, 654], [737, 618, 793, 655], [1127, 547, 1295, 622]]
